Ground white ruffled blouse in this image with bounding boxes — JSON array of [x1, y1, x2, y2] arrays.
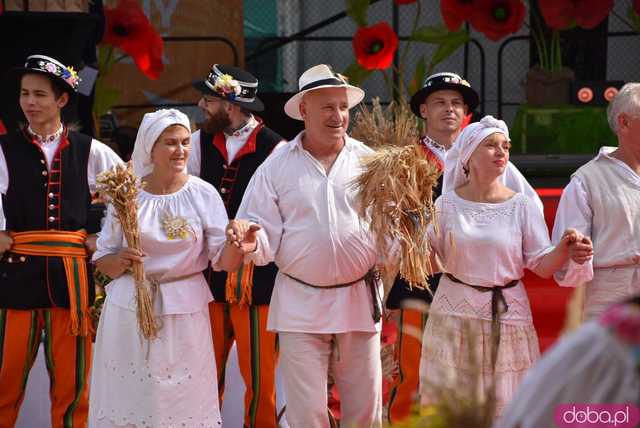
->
[[428, 191, 554, 324], [93, 175, 228, 315]]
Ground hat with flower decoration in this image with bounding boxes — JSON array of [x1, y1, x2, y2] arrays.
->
[[192, 64, 264, 112], [409, 72, 479, 118], [13, 54, 81, 95]]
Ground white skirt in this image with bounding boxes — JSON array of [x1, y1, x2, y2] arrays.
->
[[88, 300, 221, 428]]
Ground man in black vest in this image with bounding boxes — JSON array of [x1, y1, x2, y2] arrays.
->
[[0, 54, 121, 427], [189, 64, 284, 428]]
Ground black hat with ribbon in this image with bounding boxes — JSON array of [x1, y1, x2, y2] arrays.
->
[[409, 72, 479, 118], [193, 64, 264, 112], [12, 54, 81, 95]]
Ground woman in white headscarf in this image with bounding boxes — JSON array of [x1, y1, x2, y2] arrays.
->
[[88, 109, 247, 427], [418, 116, 593, 418]]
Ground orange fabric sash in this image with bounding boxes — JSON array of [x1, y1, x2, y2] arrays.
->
[[9, 230, 91, 336]]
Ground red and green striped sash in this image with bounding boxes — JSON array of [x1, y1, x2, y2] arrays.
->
[[9, 230, 91, 336]]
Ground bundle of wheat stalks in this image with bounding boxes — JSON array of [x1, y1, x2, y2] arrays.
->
[[96, 162, 158, 339], [352, 99, 441, 291]]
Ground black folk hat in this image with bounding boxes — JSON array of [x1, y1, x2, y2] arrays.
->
[[12, 54, 81, 95], [193, 64, 264, 112], [409, 72, 479, 118]]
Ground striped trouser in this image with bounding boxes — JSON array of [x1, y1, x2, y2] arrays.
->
[[0, 308, 91, 428], [209, 301, 279, 428], [386, 308, 428, 423]]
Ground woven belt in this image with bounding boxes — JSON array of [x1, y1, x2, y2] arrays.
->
[[445, 273, 520, 369], [284, 269, 382, 322], [9, 230, 91, 336]]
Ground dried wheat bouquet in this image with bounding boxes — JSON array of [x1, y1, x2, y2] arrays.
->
[[96, 162, 158, 339], [352, 99, 441, 292]]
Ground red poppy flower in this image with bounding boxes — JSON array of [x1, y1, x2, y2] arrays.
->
[[635, 0, 640, 15], [352, 22, 399, 70], [102, 0, 164, 79], [440, 0, 478, 32], [538, 0, 613, 30], [469, 0, 526, 42], [394, 0, 417, 4]]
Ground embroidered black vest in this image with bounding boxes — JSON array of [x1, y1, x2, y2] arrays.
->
[[200, 123, 282, 305], [0, 129, 95, 309]]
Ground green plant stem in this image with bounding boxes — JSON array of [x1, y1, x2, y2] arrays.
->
[[397, 0, 422, 101]]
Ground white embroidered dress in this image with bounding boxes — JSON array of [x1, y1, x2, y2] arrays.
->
[[88, 176, 228, 428], [420, 191, 553, 416]]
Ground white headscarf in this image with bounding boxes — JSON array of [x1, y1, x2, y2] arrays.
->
[[443, 115, 544, 213], [131, 109, 191, 177]]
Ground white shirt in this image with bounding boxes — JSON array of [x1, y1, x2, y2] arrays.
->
[[552, 147, 640, 286], [428, 191, 554, 324], [0, 133, 122, 229], [237, 132, 382, 334], [93, 176, 228, 314]]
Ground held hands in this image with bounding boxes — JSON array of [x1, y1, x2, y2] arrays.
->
[[560, 228, 593, 265], [225, 219, 261, 254]]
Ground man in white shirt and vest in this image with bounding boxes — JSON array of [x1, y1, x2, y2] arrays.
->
[[0, 54, 121, 428], [227, 64, 383, 428], [552, 82, 640, 319]]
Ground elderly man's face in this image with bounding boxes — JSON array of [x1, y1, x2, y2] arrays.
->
[[419, 89, 467, 135], [300, 87, 349, 142]]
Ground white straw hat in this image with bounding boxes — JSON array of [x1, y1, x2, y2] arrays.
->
[[284, 64, 365, 120]]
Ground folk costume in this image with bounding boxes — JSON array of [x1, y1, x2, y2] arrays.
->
[[552, 147, 640, 319], [190, 64, 284, 428], [237, 65, 383, 428], [386, 73, 543, 422], [88, 110, 227, 427], [419, 117, 548, 417], [0, 55, 121, 428]]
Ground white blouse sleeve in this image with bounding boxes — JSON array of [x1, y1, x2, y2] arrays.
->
[[427, 196, 447, 260], [193, 180, 228, 267], [236, 163, 282, 266], [88, 139, 123, 193], [92, 205, 124, 261], [521, 196, 554, 272], [552, 177, 594, 286]]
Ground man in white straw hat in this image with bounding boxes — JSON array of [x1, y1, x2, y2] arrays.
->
[[0, 54, 121, 427], [226, 64, 383, 427]]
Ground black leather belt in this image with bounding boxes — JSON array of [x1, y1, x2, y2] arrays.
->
[[445, 273, 520, 368], [284, 269, 382, 322]]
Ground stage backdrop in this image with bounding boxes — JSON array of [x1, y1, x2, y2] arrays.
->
[[102, 0, 244, 128]]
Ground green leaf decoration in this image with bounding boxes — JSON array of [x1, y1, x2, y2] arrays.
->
[[346, 0, 370, 27], [409, 55, 427, 96], [410, 24, 463, 44], [428, 30, 470, 73], [343, 62, 373, 87]]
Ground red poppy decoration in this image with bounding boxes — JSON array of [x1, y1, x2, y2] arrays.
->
[[538, 0, 614, 30], [469, 0, 526, 42], [353, 22, 399, 70], [440, 0, 478, 32], [102, 0, 164, 79]]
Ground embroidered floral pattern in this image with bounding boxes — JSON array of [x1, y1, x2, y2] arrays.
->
[[35, 59, 81, 90], [161, 212, 194, 240]]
